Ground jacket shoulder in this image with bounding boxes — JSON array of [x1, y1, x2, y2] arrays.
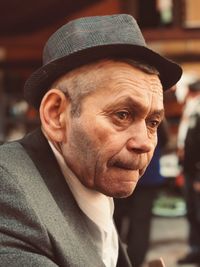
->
[[0, 141, 54, 262]]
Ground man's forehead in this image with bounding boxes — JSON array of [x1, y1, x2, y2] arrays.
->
[[55, 58, 158, 83], [52, 58, 163, 104], [99, 65, 163, 96]]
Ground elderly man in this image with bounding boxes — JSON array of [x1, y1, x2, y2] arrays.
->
[[0, 14, 181, 267]]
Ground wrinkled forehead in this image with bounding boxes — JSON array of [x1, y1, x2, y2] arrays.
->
[[81, 61, 164, 109], [51, 58, 161, 90], [97, 60, 163, 97], [95, 62, 164, 113]]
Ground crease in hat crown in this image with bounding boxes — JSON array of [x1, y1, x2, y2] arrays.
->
[[43, 14, 147, 65]]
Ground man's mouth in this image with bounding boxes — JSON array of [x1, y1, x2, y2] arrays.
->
[[109, 160, 139, 171]]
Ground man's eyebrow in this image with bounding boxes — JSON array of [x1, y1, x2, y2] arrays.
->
[[104, 96, 146, 112], [148, 109, 165, 120], [104, 96, 164, 116]]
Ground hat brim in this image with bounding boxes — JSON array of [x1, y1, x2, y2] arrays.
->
[[24, 44, 182, 109]]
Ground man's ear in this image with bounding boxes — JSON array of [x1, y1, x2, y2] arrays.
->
[[39, 89, 69, 142]]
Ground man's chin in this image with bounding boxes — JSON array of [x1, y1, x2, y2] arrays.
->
[[113, 187, 136, 198], [100, 182, 138, 198], [95, 170, 140, 197]]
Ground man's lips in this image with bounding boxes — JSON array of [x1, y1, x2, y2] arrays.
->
[[108, 159, 140, 171], [113, 162, 137, 170]]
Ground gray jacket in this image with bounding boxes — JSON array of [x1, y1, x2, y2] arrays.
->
[[0, 129, 131, 267]]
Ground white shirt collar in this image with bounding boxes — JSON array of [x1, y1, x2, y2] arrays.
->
[[48, 140, 114, 233]]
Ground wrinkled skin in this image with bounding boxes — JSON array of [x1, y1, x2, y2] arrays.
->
[[60, 62, 164, 198]]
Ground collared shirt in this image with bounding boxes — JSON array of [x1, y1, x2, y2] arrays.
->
[[48, 141, 119, 267]]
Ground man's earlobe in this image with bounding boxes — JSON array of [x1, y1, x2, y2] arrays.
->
[[39, 89, 68, 142]]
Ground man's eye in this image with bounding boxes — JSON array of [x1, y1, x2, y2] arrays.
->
[[115, 111, 130, 120], [148, 120, 160, 129]]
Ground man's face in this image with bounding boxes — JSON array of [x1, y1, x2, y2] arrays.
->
[[61, 61, 164, 198]]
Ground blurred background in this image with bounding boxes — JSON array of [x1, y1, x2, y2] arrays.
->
[[1, 1, 200, 267]]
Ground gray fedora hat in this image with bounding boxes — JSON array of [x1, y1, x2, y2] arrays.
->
[[24, 14, 182, 109]]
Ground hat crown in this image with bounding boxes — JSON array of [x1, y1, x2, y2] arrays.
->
[[43, 14, 146, 65]]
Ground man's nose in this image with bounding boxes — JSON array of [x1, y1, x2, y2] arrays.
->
[[126, 122, 154, 154]]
